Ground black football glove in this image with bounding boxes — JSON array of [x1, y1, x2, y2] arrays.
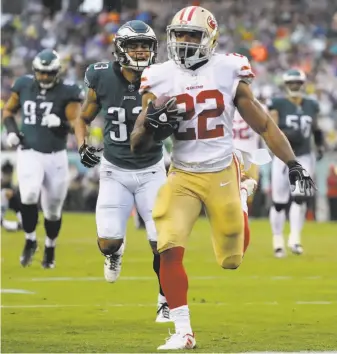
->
[[79, 143, 102, 168], [287, 160, 317, 196], [144, 97, 183, 134]]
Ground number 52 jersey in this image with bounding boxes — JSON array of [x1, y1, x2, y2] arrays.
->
[[140, 53, 255, 172]]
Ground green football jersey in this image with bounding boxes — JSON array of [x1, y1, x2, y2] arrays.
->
[[268, 96, 319, 156], [11, 75, 84, 153], [84, 61, 163, 169]]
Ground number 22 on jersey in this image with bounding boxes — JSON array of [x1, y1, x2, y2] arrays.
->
[[174, 89, 225, 141]]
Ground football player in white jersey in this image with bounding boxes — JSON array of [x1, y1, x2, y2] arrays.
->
[[130, 6, 315, 350]]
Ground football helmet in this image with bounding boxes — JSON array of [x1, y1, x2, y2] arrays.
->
[[113, 20, 157, 72], [282, 69, 306, 97], [32, 49, 61, 89], [167, 6, 219, 69]]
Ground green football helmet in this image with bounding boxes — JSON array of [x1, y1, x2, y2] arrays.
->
[[32, 49, 61, 89], [282, 69, 306, 98]]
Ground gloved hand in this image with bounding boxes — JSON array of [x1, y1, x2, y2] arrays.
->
[[79, 143, 102, 168], [6, 132, 21, 147], [44, 114, 61, 128], [287, 160, 316, 196]]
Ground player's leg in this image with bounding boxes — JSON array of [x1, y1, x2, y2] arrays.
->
[[40, 150, 69, 268], [1, 189, 21, 231], [155, 169, 201, 350], [270, 156, 290, 257], [96, 164, 134, 282], [288, 154, 313, 254], [134, 163, 169, 322], [16, 149, 44, 266], [8, 189, 22, 229], [205, 157, 244, 269]]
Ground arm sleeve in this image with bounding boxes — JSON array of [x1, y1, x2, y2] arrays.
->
[[139, 65, 166, 98], [236, 56, 255, 85]]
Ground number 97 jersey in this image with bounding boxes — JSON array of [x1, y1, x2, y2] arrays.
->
[[140, 53, 255, 173]]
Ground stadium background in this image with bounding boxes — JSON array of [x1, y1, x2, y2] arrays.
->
[[1, 0, 337, 220]]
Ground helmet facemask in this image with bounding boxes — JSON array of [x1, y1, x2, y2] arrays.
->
[[114, 37, 157, 72], [34, 70, 60, 89], [167, 26, 217, 69], [285, 81, 305, 98]]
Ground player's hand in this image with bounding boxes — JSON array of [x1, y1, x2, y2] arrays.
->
[[79, 143, 102, 168], [144, 97, 183, 133], [287, 160, 316, 196], [44, 114, 61, 128], [6, 132, 21, 147]]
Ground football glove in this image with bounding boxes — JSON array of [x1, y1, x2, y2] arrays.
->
[[144, 97, 183, 134], [44, 114, 61, 128], [6, 132, 21, 147], [79, 143, 102, 168], [287, 160, 316, 196]]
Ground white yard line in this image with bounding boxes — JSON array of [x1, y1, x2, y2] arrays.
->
[[1, 301, 335, 309], [16, 275, 337, 282], [0, 289, 35, 294]]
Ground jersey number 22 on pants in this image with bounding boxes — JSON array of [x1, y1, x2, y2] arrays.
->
[[174, 89, 225, 140]]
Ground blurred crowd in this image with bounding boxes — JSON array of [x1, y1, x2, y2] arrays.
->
[[1, 0, 337, 217]]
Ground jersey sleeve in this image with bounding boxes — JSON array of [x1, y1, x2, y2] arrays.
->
[[266, 97, 278, 111], [11, 75, 30, 95], [84, 64, 98, 90], [139, 64, 167, 98], [236, 56, 255, 85]]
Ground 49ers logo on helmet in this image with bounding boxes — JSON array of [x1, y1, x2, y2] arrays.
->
[[207, 15, 217, 30]]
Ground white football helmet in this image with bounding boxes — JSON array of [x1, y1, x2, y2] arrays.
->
[[282, 69, 307, 97], [167, 6, 219, 69]]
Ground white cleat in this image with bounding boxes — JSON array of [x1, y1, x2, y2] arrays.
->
[[156, 302, 172, 323], [274, 248, 286, 258], [288, 244, 303, 255], [157, 332, 196, 350], [104, 243, 125, 283], [241, 178, 257, 197]]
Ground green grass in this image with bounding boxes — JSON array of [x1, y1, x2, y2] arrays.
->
[[1, 214, 337, 353]]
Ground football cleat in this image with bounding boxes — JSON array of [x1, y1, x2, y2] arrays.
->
[[158, 332, 196, 350], [156, 302, 172, 323], [274, 248, 286, 258], [104, 243, 125, 283], [41, 247, 56, 269], [20, 240, 38, 267], [288, 244, 303, 255]]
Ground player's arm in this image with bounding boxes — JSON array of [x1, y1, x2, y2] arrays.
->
[[2, 92, 20, 135], [234, 82, 295, 163], [73, 88, 102, 168], [130, 91, 157, 154], [73, 88, 100, 148], [311, 104, 325, 160], [234, 82, 316, 193]]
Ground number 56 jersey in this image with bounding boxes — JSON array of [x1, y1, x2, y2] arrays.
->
[[140, 53, 254, 172]]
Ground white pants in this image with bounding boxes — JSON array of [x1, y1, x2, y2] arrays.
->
[[16, 149, 69, 220], [96, 157, 167, 242], [271, 154, 314, 204]]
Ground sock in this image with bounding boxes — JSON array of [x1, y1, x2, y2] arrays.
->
[[153, 253, 165, 298], [44, 218, 62, 247], [160, 247, 188, 309], [289, 202, 306, 245], [21, 204, 38, 233], [114, 243, 124, 256], [158, 293, 167, 305], [170, 305, 193, 334], [243, 211, 250, 253], [269, 206, 286, 250]]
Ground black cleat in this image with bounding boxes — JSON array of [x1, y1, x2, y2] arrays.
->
[[41, 246, 55, 269], [20, 240, 38, 267]]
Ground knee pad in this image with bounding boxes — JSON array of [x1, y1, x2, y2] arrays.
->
[[97, 238, 123, 256], [292, 196, 308, 205], [44, 218, 62, 240], [273, 203, 288, 212], [21, 191, 39, 205], [43, 200, 63, 220], [220, 254, 242, 270], [21, 204, 38, 233]]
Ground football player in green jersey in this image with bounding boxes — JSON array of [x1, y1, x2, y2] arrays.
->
[[74, 21, 172, 323], [268, 69, 324, 257], [2, 49, 84, 268]]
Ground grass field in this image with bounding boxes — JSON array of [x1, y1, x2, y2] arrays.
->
[[1, 213, 337, 353]]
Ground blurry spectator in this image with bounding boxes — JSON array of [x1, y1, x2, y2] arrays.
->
[[327, 165, 337, 220]]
